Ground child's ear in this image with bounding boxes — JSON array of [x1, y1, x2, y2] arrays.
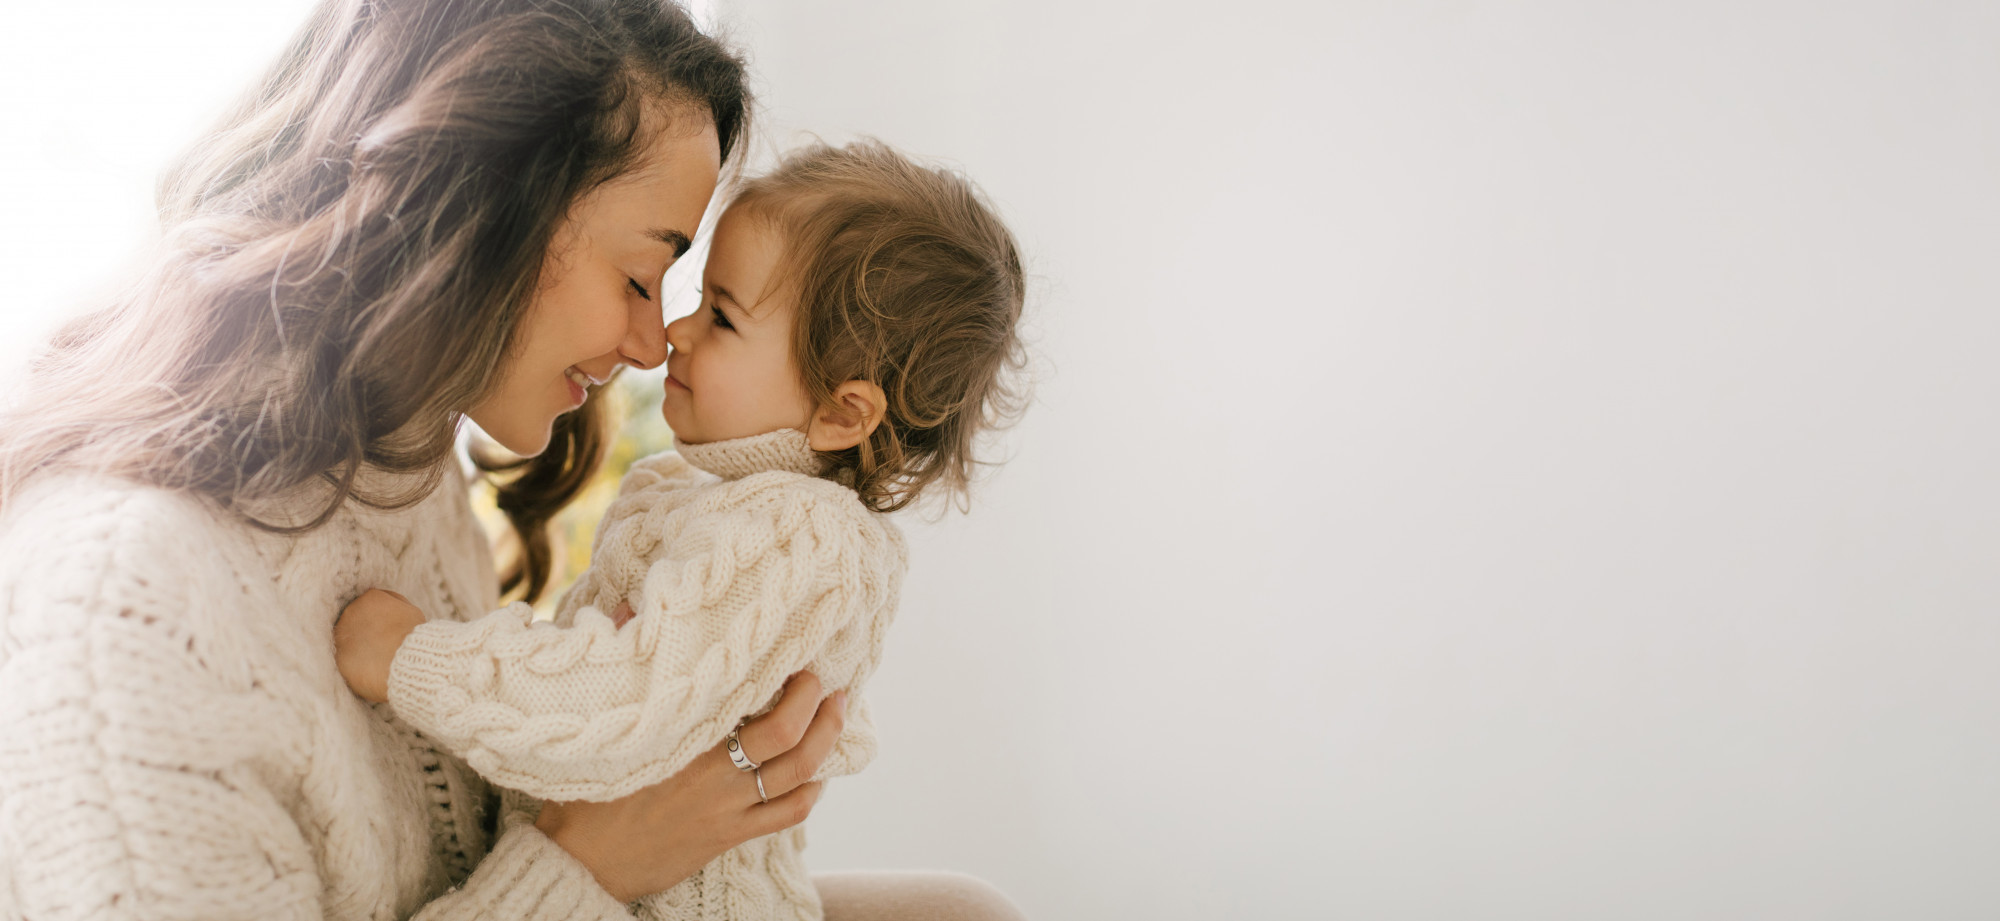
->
[[806, 380, 888, 452]]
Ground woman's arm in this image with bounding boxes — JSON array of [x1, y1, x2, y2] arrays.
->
[[524, 672, 844, 902], [368, 476, 904, 802], [419, 673, 846, 909]]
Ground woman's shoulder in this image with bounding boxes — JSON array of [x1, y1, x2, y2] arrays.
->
[[1, 461, 478, 558], [0, 472, 248, 564], [0, 475, 310, 716], [0, 474, 262, 617]]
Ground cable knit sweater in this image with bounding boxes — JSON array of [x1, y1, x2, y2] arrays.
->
[[0, 462, 634, 921], [384, 428, 908, 921]]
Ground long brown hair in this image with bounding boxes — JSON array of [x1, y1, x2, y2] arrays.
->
[[0, 0, 747, 602], [732, 141, 1028, 512]]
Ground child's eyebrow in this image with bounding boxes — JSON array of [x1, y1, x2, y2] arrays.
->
[[710, 282, 741, 309], [645, 227, 692, 258]]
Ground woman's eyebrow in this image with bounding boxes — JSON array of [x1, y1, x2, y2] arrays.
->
[[646, 227, 692, 258]]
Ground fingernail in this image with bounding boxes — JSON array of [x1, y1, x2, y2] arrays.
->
[[831, 691, 847, 714]]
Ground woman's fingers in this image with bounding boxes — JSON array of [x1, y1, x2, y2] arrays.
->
[[734, 671, 824, 764], [748, 690, 846, 801], [746, 780, 823, 837], [527, 674, 845, 902]]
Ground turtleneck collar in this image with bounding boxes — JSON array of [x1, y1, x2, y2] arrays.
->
[[673, 428, 821, 481]]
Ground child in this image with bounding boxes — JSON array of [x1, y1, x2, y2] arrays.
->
[[332, 139, 1025, 920]]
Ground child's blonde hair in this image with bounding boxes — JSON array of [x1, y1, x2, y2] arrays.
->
[[732, 140, 1027, 512]]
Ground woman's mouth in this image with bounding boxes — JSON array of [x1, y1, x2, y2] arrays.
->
[[563, 367, 592, 406]]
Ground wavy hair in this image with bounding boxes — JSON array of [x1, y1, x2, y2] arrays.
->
[[731, 141, 1028, 512], [0, 0, 748, 602]]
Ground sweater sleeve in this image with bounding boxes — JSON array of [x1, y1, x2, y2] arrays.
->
[[0, 484, 628, 921], [410, 823, 629, 921], [386, 472, 905, 803]]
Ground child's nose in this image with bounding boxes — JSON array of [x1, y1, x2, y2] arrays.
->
[[665, 310, 696, 352]]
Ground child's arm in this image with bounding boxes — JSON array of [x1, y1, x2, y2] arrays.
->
[[335, 588, 885, 780], [336, 589, 882, 784], [370, 475, 904, 803]]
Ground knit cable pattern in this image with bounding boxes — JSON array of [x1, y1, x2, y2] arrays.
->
[[0, 470, 631, 921], [385, 436, 907, 921]]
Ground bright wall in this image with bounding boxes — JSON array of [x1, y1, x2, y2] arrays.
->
[[720, 2, 2000, 919]]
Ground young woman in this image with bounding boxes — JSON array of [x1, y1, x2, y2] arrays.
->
[[0, 1, 1021, 918]]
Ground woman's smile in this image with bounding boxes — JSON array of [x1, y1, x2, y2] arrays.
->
[[563, 366, 601, 407]]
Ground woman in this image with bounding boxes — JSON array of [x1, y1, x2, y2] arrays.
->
[[0, 1, 1022, 918]]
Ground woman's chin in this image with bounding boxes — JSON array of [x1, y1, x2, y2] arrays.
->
[[472, 418, 554, 458]]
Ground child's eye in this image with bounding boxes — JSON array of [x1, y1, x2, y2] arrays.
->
[[709, 304, 734, 330], [628, 279, 652, 300]]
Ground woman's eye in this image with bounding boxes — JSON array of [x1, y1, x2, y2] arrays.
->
[[710, 304, 734, 330], [628, 279, 652, 300]]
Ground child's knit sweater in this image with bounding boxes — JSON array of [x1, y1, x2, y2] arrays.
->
[[385, 428, 908, 921]]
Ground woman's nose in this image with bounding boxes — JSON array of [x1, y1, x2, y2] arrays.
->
[[619, 299, 670, 370]]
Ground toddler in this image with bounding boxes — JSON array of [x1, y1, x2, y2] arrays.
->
[[333, 140, 1025, 920]]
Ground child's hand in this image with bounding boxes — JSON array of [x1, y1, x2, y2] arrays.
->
[[333, 588, 427, 704]]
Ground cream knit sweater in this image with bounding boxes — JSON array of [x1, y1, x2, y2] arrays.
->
[[385, 428, 907, 921], [0, 462, 634, 921]]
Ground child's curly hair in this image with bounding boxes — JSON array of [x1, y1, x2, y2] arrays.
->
[[731, 140, 1028, 512]]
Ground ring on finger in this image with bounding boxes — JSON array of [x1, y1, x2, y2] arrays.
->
[[727, 720, 760, 772], [754, 766, 769, 804]]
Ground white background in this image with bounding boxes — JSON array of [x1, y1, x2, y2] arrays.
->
[[5, 2, 1999, 919]]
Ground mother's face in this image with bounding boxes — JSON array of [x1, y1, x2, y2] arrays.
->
[[468, 116, 722, 456]]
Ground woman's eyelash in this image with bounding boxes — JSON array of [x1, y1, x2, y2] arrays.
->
[[629, 279, 651, 300], [709, 304, 734, 330]]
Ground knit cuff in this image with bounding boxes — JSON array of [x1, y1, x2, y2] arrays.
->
[[386, 618, 478, 744], [413, 823, 632, 920]]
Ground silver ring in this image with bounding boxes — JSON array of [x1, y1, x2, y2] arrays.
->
[[726, 722, 760, 772], [754, 767, 769, 804]]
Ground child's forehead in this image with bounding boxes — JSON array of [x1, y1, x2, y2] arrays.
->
[[704, 210, 794, 320]]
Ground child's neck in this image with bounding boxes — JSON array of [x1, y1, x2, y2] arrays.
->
[[673, 427, 819, 481]]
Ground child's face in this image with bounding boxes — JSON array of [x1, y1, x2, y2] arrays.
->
[[662, 209, 814, 444]]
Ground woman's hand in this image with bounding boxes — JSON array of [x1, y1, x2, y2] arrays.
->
[[333, 588, 427, 703], [534, 671, 847, 903]]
